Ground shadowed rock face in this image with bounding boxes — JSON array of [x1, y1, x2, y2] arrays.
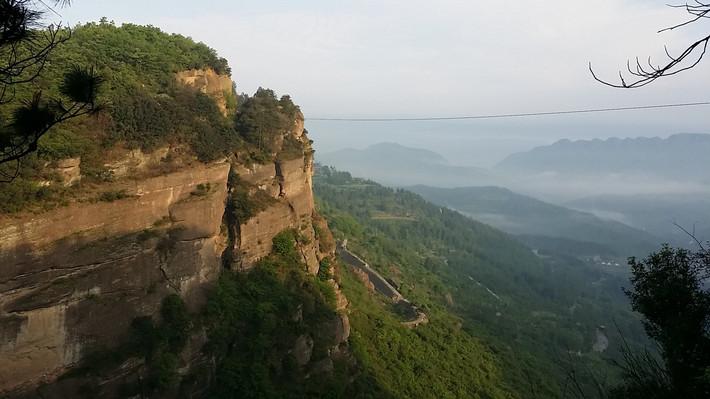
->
[[0, 162, 230, 394]]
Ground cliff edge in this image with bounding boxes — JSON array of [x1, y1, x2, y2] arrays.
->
[[0, 69, 348, 397]]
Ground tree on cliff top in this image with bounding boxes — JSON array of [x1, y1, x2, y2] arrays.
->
[[235, 88, 300, 154], [0, 0, 101, 179]]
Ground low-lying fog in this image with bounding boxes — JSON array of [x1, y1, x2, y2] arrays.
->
[[309, 118, 710, 247]]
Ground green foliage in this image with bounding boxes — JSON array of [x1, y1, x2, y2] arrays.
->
[[96, 189, 129, 202], [160, 294, 192, 351], [128, 294, 193, 393], [37, 127, 89, 159], [314, 166, 649, 398], [62, 293, 193, 395], [108, 81, 236, 160], [59, 66, 104, 104], [0, 23, 301, 214], [227, 173, 277, 222], [148, 351, 180, 391], [340, 266, 514, 399], [318, 258, 333, 281], [410, 185, 657, 258], [0, 179, 54, 213], [203, 230, 365, 398], [278, 134, 306, 160], [6, 22, 238, 158], [0, 3, 103, 170], [272, 229, 298, 259], [611, 246, 710, 398], [234, 88, 302, 158]]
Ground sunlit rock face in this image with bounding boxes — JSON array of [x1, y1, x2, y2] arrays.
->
[[234, 155, 320, 274], [176, 68, 234, 116], [0, 116, 348, 396], [0, 67, 348, 396]]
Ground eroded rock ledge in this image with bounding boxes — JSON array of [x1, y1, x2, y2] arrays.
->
[[0, 123, 348, 396]]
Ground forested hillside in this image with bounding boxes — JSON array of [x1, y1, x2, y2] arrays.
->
[[315, 167, 649, 398], [408, 185, 657, 259], [0, 23, 225, 212]]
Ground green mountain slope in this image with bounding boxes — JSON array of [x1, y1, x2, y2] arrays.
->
[[408, 185, 658, 259], [315, 167, 649, 398]]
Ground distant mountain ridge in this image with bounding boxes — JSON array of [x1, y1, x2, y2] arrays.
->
[[409, 185, 658, 258], [496, 133, 710, 182], [347, 142, 449, 164], [316, 142, 501, 187]]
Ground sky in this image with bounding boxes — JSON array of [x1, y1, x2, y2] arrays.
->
[[54, 0, 710, 165]]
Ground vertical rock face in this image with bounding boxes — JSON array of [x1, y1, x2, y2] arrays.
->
[[176, 68, 234, 116], [226, 109, 327, 275], [0, 75, 347, 396], [0, 162, 230, 394], [234, 155, 321, 274]]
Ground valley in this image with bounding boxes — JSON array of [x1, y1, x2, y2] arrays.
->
[[1, 2, 708, 397]]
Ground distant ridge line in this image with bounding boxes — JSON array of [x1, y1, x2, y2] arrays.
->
[[306, 101, 710, 122]]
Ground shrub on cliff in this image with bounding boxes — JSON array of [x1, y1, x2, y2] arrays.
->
[[127, 294, 193, 393], [203, 230, 361, 398], [235, 88, 302, 158], [227, 174, 278, 223]]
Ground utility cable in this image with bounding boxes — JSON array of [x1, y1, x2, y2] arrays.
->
[[306, 101, 710, 122]]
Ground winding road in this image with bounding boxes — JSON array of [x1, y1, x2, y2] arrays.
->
[[337, 242, 428, 328]]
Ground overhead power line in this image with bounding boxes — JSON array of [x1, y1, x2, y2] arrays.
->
[[306, 100, 710, 122]]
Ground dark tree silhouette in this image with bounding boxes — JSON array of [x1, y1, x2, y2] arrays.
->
[[591, 2, 710, 88], [610, 245, 710, 398], [0, 0, 102, 180]]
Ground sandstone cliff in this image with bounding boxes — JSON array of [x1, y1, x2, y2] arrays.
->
[[176, 68, 235, 116], [0, 161, 230, 394], [0, 73, 348, 397]]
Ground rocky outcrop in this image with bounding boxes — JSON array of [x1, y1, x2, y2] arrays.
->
[[103, 146, 172, 179], [229, 129, 322, 275], [54, 158, 82, 186], [0, 86, 349, 396], [176, 68, 234, 116], [0, 161, 230, 395]]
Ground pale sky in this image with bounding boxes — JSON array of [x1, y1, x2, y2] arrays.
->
[[54, 0, 710, 165]]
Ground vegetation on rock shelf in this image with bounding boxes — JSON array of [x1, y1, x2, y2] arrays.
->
[[0, 22, 305, 215], [203, 230, 374, 398]]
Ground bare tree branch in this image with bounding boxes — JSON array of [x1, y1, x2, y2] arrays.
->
[[672, 221, 707, 251], [591, 2, 710, 88]]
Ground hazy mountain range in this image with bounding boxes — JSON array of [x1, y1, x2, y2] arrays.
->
[[317, 135, 710, 247], [409, 185, 658, 259], [568, 194, 710, 246], [318, 134, 710, 193], [497, 133, 710, 183], [316, 142, 500, 187]]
